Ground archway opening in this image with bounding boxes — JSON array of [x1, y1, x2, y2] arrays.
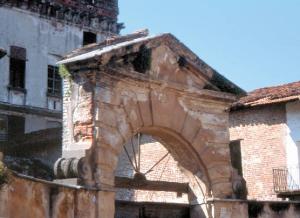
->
[[114, 127, 212, 218]]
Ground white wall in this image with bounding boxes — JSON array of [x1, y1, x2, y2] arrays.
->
[[0, 7, 106, 108], [0, 6, 107, 133], [286, 100, 300, 186]]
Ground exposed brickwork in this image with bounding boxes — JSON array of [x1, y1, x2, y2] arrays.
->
[[115, 134, 189, 203], [229, 104, 287, 200]]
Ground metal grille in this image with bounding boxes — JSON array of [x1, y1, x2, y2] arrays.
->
[[273, 167, 300, 192]]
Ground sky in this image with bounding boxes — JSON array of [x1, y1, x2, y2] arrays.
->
[[119, 0, 300, 91]]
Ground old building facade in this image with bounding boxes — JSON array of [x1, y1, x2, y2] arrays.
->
[[0, 0, 120, 146], [229, 81, 300, 200], [55, 31, 246, 217], [1, 29, 300, 217]]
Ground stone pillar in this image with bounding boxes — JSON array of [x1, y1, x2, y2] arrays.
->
[[60, 72, 118, 218], [92, 142, 119, 218], [97, 191, 115, 218]]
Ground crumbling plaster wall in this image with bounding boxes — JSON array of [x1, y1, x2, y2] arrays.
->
[[62, 43, 237, 202], [0, 6, 109, 133], [0, 175, 99, 218], [0, 6, 107, 108], [1, 175, 300, 218]]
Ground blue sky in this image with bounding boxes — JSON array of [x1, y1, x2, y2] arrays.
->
[[119, 0, 300, 91]]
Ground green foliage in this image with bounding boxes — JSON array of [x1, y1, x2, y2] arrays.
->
[[0, 161, 9, 188], [59, 64, 72, 96], [59, 64, 71, 80]]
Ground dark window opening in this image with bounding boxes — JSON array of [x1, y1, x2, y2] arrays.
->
[[9, 46, 26, 89], [229, 140, 243, 176], [230, 140, 247, 199], [83, 31, 97, 46], [48, 65, 62, 96], [8, 115, 25, 140]]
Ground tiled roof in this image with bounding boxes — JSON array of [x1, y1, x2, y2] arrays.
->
[[232, 81, 300, 109]]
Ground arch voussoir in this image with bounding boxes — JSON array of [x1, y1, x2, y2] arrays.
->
[[150, 90, 188, 132], [122, 96, 144, 133], [181, 114, 203, 143]]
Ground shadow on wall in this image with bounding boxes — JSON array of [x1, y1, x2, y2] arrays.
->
[[0, 127, 62, 169], [229, 104, 286, 128]]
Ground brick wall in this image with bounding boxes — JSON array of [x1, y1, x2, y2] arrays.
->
[[229, 104, 287, 200], [115, 134, 189, 203]]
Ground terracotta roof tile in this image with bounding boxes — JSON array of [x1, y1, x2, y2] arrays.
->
[[232, 81, 300, 109]]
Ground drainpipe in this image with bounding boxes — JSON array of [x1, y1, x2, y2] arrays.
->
[[0, 48, 7, 59]]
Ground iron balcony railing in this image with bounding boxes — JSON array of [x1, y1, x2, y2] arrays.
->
[[273, 166, 300, 193]]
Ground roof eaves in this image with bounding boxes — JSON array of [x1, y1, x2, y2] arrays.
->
[[57, 34, 161, 65]]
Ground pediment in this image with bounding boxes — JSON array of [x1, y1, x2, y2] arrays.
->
[[58, 31, 245, 96]]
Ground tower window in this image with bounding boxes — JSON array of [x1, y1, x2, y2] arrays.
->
[[83, 31, 97, 46], [9, 46, 26, 89], [48, 65, 62, 96]]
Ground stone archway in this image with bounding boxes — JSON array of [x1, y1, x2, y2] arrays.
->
[[58, 31, 244, 217], [115, 132, 208, 217]]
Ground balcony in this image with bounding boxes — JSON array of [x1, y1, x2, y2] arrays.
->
[[273, 166, 300, 199]]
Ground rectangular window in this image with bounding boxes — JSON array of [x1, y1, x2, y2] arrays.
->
[[83, 31, 97, 46], [9, 46, 26, 89], [48, 65, 62, 96]]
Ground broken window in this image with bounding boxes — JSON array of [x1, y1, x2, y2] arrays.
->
[[83, 31, 97, 46], [9, 46, 26, 89], [48, 65, 62, 96], [0, 116, 8, 141]]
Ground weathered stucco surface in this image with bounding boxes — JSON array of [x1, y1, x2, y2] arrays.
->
[[0, 175, 99, 218], [1, 175, 300, 218], [59, 33, 243, 217], [0, 5, 111, 134]]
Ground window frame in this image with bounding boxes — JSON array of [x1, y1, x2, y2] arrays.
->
[[9, 46, 26, 90], [47, 65, 62, 97]]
